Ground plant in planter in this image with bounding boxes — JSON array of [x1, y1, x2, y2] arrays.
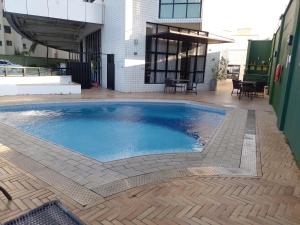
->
[[210, 56, 228, 91]]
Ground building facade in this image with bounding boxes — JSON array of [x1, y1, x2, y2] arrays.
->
[[0, 1, 67, 58], [3, 0, 230, 92]]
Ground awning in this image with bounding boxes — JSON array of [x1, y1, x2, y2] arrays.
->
[[5, 13, 101, 51], [149, 30, 234, 44]]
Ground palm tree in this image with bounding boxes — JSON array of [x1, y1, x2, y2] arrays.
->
[[28, 42, 38, 56]]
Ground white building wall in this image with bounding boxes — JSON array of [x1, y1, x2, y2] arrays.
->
[[101, 0, 126, 90], [121, 0, 161, 92], [203, 51, 221, 90], [102, 0, 209, 92]]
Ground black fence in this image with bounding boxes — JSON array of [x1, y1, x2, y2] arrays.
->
[[67, 61, 92, 89]]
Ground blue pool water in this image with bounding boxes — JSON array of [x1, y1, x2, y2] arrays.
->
[[0, 102, 225, 162]]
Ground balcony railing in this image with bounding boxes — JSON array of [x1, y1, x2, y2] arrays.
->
[[0, 66, 68, 77], [4, 0, 104, 24]]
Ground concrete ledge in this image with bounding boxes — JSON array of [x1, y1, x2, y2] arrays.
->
[[0, 76, 81, 96], [0, 76, 73, 85]]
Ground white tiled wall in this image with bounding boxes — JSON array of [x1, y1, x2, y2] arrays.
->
[[101, 0, 213, 93], [101, 0, 126, 90]]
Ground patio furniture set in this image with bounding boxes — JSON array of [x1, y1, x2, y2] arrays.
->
[[164, 78, 199, 95], [231, 79, 267, 100]]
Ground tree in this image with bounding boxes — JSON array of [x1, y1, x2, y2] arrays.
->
[[28, 42, 38, 56], [212, 56, 228, 81]]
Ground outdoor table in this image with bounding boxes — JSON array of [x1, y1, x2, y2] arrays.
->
[[172, 79, 189, 93], [242, 81, 256, 85], [239, 81, 257, 100]]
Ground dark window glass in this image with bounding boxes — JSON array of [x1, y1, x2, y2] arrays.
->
[[145, 23, 207, 84], [6, 40, 12, 46], [159, 0, 201, 19], [0, 41, 2, 46], [4, 26, 11, 34]]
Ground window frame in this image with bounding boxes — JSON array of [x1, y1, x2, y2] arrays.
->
[[6, 40, 13, 46], [4, 26, 12, 34], [159, 0, 202, 19], [145, 23, 207, 85]]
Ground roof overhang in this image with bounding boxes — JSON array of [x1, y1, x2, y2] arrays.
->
[[150, 30, 234, 44], [4, 13, 101, 52]]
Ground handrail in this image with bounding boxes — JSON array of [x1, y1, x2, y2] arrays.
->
[[0, 66, 68, 77]]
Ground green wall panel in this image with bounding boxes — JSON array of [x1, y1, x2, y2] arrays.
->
[[284, 32, 300, 163], [269, 0, 300, 164], [244, 40, 272, 82], [270, 0, 299, 128], [269, 29, 281, 105], [246, 40, 272, 66]]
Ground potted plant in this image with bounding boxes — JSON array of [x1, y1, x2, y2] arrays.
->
[[210, 56, 228, 91]]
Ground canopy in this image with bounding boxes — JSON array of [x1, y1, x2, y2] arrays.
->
[[150, 30, 234, 44]]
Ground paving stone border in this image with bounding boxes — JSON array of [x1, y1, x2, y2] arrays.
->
[[0, 100, 257, 201], [94, 110, 257, 197]]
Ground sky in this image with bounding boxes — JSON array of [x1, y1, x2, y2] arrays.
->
[[202, 0, 291, 39]]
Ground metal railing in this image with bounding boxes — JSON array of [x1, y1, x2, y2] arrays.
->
[[0, 66, 69, 77]]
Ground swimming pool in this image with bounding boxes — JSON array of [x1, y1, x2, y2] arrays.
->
[[0, 101, 225, 162]]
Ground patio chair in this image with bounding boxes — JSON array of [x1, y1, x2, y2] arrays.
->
[[164, 79, 176, 93], [255, 81, 267, 97], [0, 186, 12, 201], [186, 82, 199, 95], [239, 83, 256, 100], [175, 81, 186, 93], [2, 200, 85, 225], [231, 80, 242, 96]]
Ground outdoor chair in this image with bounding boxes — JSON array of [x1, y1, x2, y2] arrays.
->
[[186, 82, 199, 95], [164, 79, 176, 93], [239, 83, 256, 100], [175, 82, 186, 93], [255, 81, 267, 97], [231, 80, 242, 95], [2, 200, 85, 225], [0, 186, 12, 201]]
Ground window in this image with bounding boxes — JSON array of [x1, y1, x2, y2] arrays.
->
[[227, 65, 241, 79], [0, 41, 2, 46], [6, 40, 12, 46], [4, 26, 11, 34], [23, 43, 27, 49], [145, 23, 207, 84], [159, 0, 202, 19]]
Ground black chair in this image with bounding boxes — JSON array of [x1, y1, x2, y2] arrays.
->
[[2, 201, 85, 225], [186, 82, 199, 95], [175, 82, 186, 93], [0, 186, 12, 201], [231, 80, 242, 95], [239, 83, 256, 100], [255, 82, 267, 97], [164, 79, 176, 93]]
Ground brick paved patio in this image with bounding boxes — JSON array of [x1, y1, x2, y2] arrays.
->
[[0, 81, 299, 224]]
